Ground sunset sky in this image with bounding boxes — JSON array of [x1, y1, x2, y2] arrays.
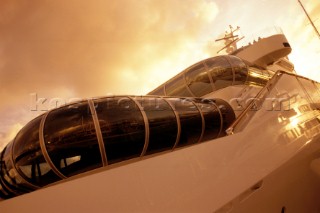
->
[[0, 0, 320, 149]]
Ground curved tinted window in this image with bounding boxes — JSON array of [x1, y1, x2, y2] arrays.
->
[[169, 98, 202, 147], [0, 156, 12, 199], [0, 95, 236, 200], [13, 116, 60, 186], [229, 56, 248, 85], [234, 69, 247, 85], [165, 75, 193, 97], [0, 146, 17, 197], [185, 63, 213, 97], [1, 143, 29, 194], [215, 99, 236, 135], [193, 99, 222, 141], [0, 182, 11, 199], [149, 86, 165, 96], [94, 97, 145, 164], [205, 57, 234, 90], [138, 97, 177, 155], [44, 101, 102, 177]]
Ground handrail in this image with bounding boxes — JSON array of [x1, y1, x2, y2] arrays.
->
[[226, 70, 320, 135]]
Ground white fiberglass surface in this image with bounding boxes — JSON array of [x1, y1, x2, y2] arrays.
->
[[231, 73, 320, 163]]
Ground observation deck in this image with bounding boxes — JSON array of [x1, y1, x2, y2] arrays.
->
[[148, 55, 273, 97], [0, 96, 235, 199]]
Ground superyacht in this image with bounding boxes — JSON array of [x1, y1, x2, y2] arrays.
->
[[0, 13, 319, 213]]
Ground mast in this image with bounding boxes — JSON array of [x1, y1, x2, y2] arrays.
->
[[215, 25, 244, 54], [297, 0, 320, 39]]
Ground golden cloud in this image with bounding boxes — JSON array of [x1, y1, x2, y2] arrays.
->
[[0, 0, 219, 148]]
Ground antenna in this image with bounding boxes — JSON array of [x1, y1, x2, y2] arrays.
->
[[215, 25, 244, 54], [297, 0, 320, 39]]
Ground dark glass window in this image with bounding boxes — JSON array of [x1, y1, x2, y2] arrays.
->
[[0, 146, 17, 198], [185, 63, 213, 97], [214, 99, 236, 136], [229, 56, 248, 85], [0, 167, 10, 198], [165, 75, 193, 97], [169, 98, 202, 147], [234, 69, 247, 85], [44, 101, 102, 177], [193, 99, 222, 141], [283, 42, 290, 47], [0, 182, 11, 199], [1, 144, 29, 194], [138, 97, 177, 155], [94, 97, 145, 164], [205, 57, 234, 90], [13, 116, 61, 186], [148, 86, 165, 96]]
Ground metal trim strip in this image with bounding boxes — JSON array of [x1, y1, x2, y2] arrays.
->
[[192, 100, 205, 143], [39, 112, 67, 179], [162, 98, 181, 149], [127, 96, 150, 157], [88, 99, 108, 166]]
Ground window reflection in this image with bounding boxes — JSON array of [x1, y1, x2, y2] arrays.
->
[[0, 93, 237, 199], [44, 101, 102, 177], [185, 63, 213, 97], [193, 99, 221, 141], [169, 98, 202, 147], [13, 116, 60, 186], [60, 156, 81, 169], [246, 67, 269, 87], [0, 147, 15, 198], [165, 75, 193, 97], [138, 97, 177, 155], [1, 144, 30, 195], [205, 57, 234, 90], [230, 56, 248, 85], [215, 99, 237, 135], [0, 181, 11, 199], [94, 97, 145, 164], [148, 56, 256, 97]]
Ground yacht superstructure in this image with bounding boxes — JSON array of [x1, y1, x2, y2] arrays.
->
[[0, 27, 320, 212]]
